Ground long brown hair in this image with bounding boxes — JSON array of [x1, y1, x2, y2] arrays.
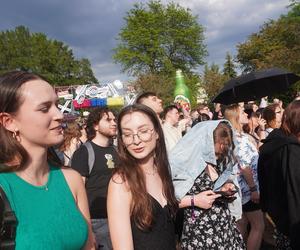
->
[[281, 100, 300, 140], [213, 122, 235, 168], [115, 104, 178, 230], [59, 121, 82, 152], [0, 71, 44, 171]]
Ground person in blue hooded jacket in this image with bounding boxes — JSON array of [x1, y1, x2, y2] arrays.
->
[[169, 120, 245, 249]]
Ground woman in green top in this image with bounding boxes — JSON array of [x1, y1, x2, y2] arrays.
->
[[0, 71, 94, 249]]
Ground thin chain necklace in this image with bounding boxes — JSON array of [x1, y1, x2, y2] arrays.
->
[[19, 169, 49, 191], [143, 166, 158, 176]]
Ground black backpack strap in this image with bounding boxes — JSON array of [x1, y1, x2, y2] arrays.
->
[[82, 141, 95, 176]]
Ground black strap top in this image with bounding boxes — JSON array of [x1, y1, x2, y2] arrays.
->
[[131, 196, 176, 250]]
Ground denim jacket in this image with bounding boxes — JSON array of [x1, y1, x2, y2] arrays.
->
[[169, 120, 242, 219]]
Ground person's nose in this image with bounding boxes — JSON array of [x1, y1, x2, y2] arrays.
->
[[54, 106, 64, 121], [132, 134, 141, 144]]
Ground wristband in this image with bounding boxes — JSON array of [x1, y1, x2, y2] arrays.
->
[[249, 186, 257, 192]]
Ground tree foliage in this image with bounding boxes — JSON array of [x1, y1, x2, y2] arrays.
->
[[0, 26, 98, 85], [223, 52, 237, 78], [200, 64, 228, 102], [134, 72, 200, 108], [236, 2, 300, 101], [113, 0, 207, 76]]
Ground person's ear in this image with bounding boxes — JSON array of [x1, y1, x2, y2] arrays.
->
[[0, 112, 18, 132], [155, 131, 159, 140]]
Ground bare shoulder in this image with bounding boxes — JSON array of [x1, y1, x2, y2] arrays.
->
[[61, 167, 82, 182], [108, 172, 131, 196]]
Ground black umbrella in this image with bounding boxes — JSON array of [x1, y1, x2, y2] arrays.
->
[[212, 68, 300, 105]]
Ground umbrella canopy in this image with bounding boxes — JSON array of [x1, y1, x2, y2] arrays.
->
[[212, 68, 300, 105]]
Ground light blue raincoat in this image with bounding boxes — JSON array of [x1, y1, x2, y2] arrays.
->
[[169, 120, 242, 219]]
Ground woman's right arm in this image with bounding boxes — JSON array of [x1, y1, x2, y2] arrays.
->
[[179, 190, 220, 209], [107, 174, 133, 250]]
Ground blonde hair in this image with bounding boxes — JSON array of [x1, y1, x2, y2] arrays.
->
[[224, 104, 242, 133]]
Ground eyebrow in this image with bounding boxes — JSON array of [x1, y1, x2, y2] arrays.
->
[[122, 124, 150, 131], [36, 98, 59, 107]]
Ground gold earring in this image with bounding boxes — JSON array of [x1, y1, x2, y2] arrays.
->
[[12, 130, 20, 142], [12, 130, 17, 139]]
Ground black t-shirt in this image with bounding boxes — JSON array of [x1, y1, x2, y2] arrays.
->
[[71, 141, 118, 219]]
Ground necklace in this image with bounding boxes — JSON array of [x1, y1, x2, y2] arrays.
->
[[144, 167, 158, 176], [19, 170, 49, 191]]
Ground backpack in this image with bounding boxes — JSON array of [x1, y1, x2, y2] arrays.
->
[[82, 141, 95, 177], [82, 141, 117, 179], [0, 186, 17, 250]]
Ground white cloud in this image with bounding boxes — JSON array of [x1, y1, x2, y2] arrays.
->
[[0, 0, 291, 81]]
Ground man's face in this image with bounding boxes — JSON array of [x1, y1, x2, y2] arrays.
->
[[141, 95, 163, 114], [166, 108, 180, 126], [95, 111, 117, 138], [199, 106, 210, 115]]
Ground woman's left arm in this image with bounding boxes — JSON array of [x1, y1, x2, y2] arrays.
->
[[62, 168, 95, 250]]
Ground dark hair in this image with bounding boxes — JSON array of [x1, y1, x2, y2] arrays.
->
[[135, 92, 157, 104], [262, 103, 279, 128], [115, 104, 178, 230], [281, 100, 300, 139], [196, 103, 208, 113], [85, 107, 110, 141], [162, 105, 179, 120], [192, 113, 210, 127], [213, 122, 235, 167], [0, 71, 44, 171]]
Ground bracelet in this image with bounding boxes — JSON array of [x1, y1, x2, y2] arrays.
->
[[191, 194, 195, 221], [249, 186, 258, 192]]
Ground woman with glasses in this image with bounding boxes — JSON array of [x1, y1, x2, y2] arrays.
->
[[107, 104, 178, 250]]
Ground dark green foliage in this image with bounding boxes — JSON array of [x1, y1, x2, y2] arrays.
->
[[113, 0, 207, 76], [0, 26, 98, 85]]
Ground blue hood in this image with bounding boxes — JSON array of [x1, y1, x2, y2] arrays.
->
[[169, 119, 237, 199]]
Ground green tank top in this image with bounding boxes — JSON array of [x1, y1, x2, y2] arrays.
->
[[0, 165, 88, 250]]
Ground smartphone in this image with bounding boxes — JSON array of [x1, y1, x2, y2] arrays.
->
[[215, 189, 238, 197]]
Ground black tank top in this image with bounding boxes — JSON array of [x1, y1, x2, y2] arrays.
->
[[131, 196, 176, 250]]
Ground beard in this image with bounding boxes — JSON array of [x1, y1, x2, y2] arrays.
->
[[98, 128, 117, 138]]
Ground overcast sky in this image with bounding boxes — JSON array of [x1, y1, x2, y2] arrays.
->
[[0, 0, 290, 83]]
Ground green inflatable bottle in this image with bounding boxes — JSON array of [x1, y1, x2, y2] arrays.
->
[[174, 69, 191, 112]]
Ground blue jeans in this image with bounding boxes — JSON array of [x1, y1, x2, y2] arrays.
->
[[91, 219, 112, 250]]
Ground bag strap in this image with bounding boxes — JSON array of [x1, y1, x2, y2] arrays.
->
[[82, 141, 95, 176]]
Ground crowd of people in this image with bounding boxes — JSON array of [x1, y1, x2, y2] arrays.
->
[[0, 70, 299, 250]]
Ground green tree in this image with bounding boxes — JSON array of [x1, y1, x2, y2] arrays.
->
[[0, 26, 98, 85], [113, 0, 207, 76], [133, 71, 200, 107], [200, 64, 228, 102], [236, 2, 300, 102], [223, 52, 237, 78]]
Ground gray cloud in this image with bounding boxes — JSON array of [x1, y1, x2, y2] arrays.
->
[[0, 0, 290, 82]]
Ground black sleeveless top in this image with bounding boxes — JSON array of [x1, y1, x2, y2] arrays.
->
[[131, 196, 176, 250]]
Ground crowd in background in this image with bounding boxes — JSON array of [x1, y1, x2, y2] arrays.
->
[[0, 70, 300, 250]]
